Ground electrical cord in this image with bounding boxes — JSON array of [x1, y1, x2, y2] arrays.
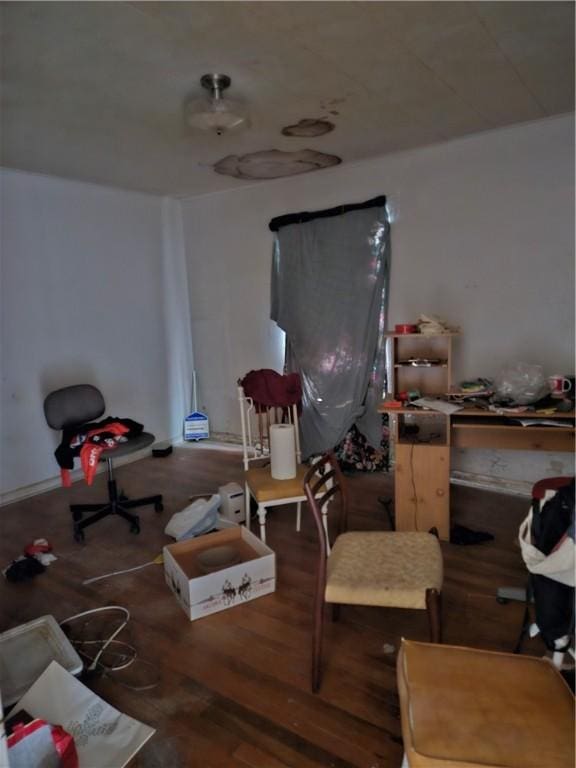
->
[[82, 555, 163, 585], [409, 441, 419, 531], [59, 606, 159, 691], [60, 606, 129, 672], [408, 431, 443, 532]]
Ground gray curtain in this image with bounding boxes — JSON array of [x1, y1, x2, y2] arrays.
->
[[270, 200, 390, 458]]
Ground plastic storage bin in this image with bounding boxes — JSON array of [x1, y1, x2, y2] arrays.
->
[[0, 615, 83, 706]]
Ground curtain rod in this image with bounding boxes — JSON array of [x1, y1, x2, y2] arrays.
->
[[268, 195, 387, 232]]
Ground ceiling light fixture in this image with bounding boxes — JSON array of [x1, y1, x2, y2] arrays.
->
[[185, 74, 249, 136]]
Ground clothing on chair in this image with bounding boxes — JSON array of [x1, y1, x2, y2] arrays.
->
[[532, 480, 575, 554], [55, 417, 144, 486], [240, 369, 301, 411], [78, 423, 130, 486], [519, 478, 575, 651]]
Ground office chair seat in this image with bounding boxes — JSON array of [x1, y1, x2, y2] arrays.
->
[[98, 432, 155, 459]]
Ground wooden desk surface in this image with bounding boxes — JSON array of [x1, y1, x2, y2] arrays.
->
[[378, 402, 575, 420], [378, 403, 575, 452], [453, 407, 575, 420], [382, 401, 574, 540]]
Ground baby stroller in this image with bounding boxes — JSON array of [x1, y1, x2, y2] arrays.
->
[[515, 477, 575, 668]]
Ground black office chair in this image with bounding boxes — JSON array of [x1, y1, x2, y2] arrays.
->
[[44, 384, 163, 542]]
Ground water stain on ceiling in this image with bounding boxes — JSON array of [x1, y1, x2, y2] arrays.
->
[[281, 118, 335, 137], [214, 149, 341, 180]]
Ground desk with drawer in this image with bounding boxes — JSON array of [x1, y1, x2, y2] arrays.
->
[[378, 404, 575, 539]]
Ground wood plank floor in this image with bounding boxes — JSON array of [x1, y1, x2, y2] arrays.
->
[[0, 448, 540, 767]]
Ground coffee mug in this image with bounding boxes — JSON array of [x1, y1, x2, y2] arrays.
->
[[548, 374, 572, 398]]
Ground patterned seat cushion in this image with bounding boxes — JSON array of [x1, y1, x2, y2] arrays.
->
[[325, 531, 443, 609]]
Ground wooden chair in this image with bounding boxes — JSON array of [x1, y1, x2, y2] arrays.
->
[[303, 452, 444, 693], [238, 384, 309, 543]]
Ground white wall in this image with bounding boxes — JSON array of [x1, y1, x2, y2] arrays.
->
[[180, 114, 575, 483], [0, 169, 173, 496], [2, 116, 572, 495]]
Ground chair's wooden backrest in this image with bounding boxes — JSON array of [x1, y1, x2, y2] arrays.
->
[[238, 385, 301, 471], [303, 453, 349, 582]]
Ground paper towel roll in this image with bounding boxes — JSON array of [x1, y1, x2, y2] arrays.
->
[[270, 424, 297, 480]]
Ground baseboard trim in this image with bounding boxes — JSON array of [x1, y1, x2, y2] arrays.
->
[[1, 434, 183, 507], [450, 470, 532, 497], [3, 445, 532, 507], [180, 436, 243, 453]]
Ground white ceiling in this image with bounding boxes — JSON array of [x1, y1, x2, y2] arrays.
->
[[1, 1, 574, 198]]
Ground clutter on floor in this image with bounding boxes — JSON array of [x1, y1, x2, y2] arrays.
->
[[163, 526, 275, 620], [3, 556, 46, 583], [7, 661, 154, 768], [164, 494, 222, 540], [7, 715, 78, 768], [151, 441, 173, 458], [218, 482, 246, 524], [2, 443, 568, 765], [450, 524, 495, 545], [3, 539, 57, 583], [81, 481, 246, 587], [0, 615, 82, 708], [164, 482, 245, 540], [82, 554, 164, 586]]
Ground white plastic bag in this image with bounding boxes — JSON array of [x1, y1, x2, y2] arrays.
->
[[494, 362, 549, 405], [164, 494, 221, 540]]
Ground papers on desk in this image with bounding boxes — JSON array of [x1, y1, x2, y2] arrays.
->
[[411, 398, 464, 415], [511, 419, 574, 428]]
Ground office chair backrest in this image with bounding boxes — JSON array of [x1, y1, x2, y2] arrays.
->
[[44, 384, 105, 430]]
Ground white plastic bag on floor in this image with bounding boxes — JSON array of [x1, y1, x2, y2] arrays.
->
[[164, 494, 221, 540]]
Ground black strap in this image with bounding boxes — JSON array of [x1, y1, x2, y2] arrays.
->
[[269, 195, 387, 232]]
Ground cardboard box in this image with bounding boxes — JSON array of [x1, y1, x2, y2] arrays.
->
[[163, 526, 275, 621]]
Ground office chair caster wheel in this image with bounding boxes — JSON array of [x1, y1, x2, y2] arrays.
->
[[130, 519, 140, 534], [73, 526, 85, 543], [154, 502, 163, 513]]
